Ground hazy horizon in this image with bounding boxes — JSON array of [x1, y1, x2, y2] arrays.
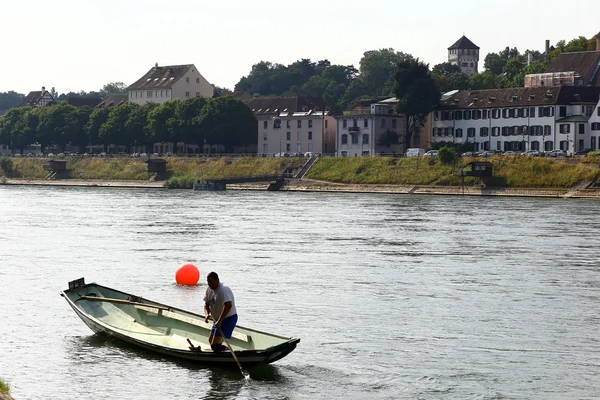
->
[[1, 0, 598, 94]]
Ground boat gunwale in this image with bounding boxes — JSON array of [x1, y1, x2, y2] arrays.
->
[[62, 282, 301, 352]]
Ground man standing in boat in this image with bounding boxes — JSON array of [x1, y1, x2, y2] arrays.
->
[[201, 271, 238, 352]]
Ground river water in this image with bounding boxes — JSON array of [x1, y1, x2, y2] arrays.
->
[[0, 186, 599, 399]]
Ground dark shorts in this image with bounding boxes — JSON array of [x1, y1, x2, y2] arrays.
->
[[211, 314, 238, 339]]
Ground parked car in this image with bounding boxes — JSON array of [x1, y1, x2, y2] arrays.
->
[[461, 151, 474, 157], [502, 151, 518, 156], [576, 148, 592, 156], [406, 148, 425, 157], [423, 150, 438, 157], [546, 149, 564, 157]]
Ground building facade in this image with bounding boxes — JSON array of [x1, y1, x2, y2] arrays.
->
[[448, 36, 480, 75], [249, 96, 336, 156], [127, 64, 214, 105], [20, 87, 55, 108], [430, 86, 600, 154], [336, 98, 405, 157]]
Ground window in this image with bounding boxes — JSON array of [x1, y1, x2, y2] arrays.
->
[[263, 144, 268, 154], [286, 132, 291, 140], [286, 143, 291, 152], [434, 111, 439, 121], [297, 120, 302, 128], [351, 134, 359, 144], [544, 125, 551, 136], [529, 107, 536, 118], [579, 124, 585, 134], [502, 127, 509, 136], [503, 109, 509, 118], [559, 106, 567, 117], [185, 91, 190, 98], [455, 128, 463, 138], [380, 119, 386, 128], [364, 119, 368, 128], [196, 92, 200, 97], [480, 127, 489, 137], [186, 77, 190, 83], [341, 134, 348, 144], [597, 107, 600, 116], [147, 91, 153, 98], [130, 92, 133, 99], [492, 127, 500, 136], [482, 110, 488, 119], [286, 120, 291, 128], [464, 110, 471, 120], [362, 134, 369, 144], [297, 131, 301, 140], [455, 111, 462, 120], [559, 124, 570, 134], [353, 119, 358, 127], [473, 110, 481, 120], [445, 127, 453, 136], [273, 119, 281, 129], [467, 128, 476, 137], [308, 120, 313, 128], [308, 131, 313, 140], [196, 78, 200, 83], [392, 119, 397, 129], [432, 128, 436, 137], [263, 132, 267, 140], [325, 120, 328, 128], [343, 119, 347, 129], [263, 121, 268, 129]]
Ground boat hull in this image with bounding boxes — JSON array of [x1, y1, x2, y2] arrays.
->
[[62, 279, 299, 368]]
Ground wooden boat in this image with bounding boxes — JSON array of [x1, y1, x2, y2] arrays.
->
[[61, 278, 300, 368]]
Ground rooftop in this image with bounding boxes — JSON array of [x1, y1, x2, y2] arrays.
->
[[127, 64, 193, 91], [448, 36, 480, 50]]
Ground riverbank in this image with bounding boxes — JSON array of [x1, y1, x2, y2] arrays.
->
[[0, 378, 12, 400]]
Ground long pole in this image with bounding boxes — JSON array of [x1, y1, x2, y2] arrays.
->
[[215, 323, 250, 379]]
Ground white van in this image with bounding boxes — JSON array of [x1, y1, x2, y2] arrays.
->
[[405, 148, 425, 157]]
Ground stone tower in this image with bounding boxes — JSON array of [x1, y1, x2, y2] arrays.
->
[[448, 36, 480, 75]]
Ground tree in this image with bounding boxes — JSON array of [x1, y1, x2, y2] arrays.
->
[[36, 103, 81, 152], [147, 100, 180, 146], [99, 103, 139, 151], [126, 102, 158, 149], [175, 97, 209, 146], [0, 91, 25, 111], [100, 82, 128, 95], [394, 59, 440, 149], [360, 49, 414, 96], [86, 107, 111, 150], [197, 97, 257, 152], [301, 75, 331, 98], [322, 65, 358, 85], [212, 85, 231, 93], [1, 107, 37, 153], [432, 62, 461, 77], [503, 58, 527, 87], [377, 129, 399, 148]]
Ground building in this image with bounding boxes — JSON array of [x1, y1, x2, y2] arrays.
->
[[525, 35, 600, 87], [430, 86, 600, 154], [127, 63, 213, 105], [448, 36, 480, 75], [95, 94, 129, 108], [588, 97, 600, 151], [20, 87, 55, 108], [249, 96, 335, 156], [335, 98, 405, 157]]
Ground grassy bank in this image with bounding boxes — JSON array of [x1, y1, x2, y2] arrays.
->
[[0, 156, 305, 189], [307, 156, 600, 188]]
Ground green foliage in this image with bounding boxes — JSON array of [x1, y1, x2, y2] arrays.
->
[[377, 129, 399, 148], [432, 62, 461, 77], [437, 146, 455, 164], [394, 59, 440, 147], [0, 91, 25, 111], [430, 141, 473, 154], [0, 156, 13, 174], [588, 151, 600, 157], [360, 49, 414, 96], [0, 378, 9, 394]]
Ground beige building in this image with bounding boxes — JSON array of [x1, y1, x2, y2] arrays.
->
[[249, 96, 336, 155], [336, 98, 405, 156], [127, 63, 213, 105]]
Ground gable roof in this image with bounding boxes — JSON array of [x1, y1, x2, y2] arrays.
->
[[96, 94, 128, 108], [20, 90, 55, 107], [127, 64, 193, 91], [247, 96, 328, 116], [448, 36, 479, 50], [546, 51, 600, 86], [65, 97, 101, 108], [436, 86, 600, 110]]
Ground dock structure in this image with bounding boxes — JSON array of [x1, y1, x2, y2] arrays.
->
[[193, 174, 290, 191]]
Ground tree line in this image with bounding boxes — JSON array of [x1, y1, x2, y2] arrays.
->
[[0, 96, 257, 154]]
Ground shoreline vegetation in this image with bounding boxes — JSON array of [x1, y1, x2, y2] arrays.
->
[[0, 378, 12, 400], [1, 155, 600, 199]]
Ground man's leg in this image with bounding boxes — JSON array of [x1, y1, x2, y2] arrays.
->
[[209, 325, 228, 352]]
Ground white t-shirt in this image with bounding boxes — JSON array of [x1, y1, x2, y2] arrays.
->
[[203, 283, 237, 320]]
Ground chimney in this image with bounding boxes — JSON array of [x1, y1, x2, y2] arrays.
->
[[155, 62, 158, 68], [42, 86, 45, 92], [545, 40, 550, 54], [596, 35, 600, 51]]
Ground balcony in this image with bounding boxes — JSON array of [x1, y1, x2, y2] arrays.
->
[[348, 126, 360, 132]]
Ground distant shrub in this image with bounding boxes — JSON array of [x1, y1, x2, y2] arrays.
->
[[437, 147, 455, 164], [0, 156, 13, 174]]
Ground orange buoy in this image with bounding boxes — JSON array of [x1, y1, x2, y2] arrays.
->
[[175, 263, 200, 285]]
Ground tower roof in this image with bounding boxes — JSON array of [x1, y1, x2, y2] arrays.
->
[[448, 36, 480, 50]]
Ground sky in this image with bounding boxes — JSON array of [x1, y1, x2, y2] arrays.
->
[[1, 0, 599, 95]]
